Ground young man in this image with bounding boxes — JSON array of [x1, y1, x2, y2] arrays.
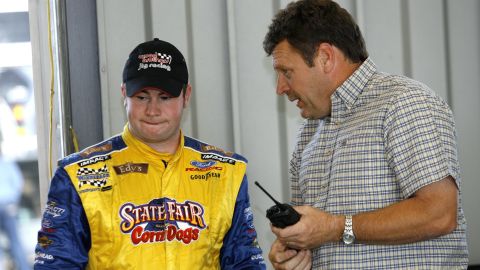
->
[[263, 0, 468, 269], [34, 38, 265, 269]]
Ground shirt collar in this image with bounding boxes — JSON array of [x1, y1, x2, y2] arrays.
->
[[332, 57, 376, 110], [121, 124, 183, 163]]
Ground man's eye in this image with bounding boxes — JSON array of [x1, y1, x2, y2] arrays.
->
[[136, 96, 148, 101], [160, 96, 171, 100]]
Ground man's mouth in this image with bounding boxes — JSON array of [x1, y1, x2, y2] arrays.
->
[[143, 120, 164, 126], [293, 98, 302, 108]]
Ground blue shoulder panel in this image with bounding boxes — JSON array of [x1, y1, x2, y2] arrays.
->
[[184, 136, 248, 164], [59, 134, 127, 167], [220, 177, 266, 269]]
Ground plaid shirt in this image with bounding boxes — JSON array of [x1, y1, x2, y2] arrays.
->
[[290, 58, 468, 269]]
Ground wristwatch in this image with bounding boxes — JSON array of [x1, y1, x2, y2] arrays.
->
[[342, 215, 355, 244]]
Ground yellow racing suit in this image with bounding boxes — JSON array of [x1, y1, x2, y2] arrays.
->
[[34, 126, 265, 269]]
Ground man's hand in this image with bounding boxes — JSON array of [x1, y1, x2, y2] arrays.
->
[[271, 205, 343, 250], [269, 239, 311, 270]]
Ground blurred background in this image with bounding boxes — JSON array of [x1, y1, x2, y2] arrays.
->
[[0, 1, 39, 269]]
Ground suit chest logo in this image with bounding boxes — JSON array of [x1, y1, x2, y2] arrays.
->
[[186, 160, 222, 181], [119, 198, 206, 245], [113, 162, 149, 175], [76, 165, 109, 188]]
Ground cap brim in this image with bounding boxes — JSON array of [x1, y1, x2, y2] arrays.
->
[[125, 75, 183, 97]]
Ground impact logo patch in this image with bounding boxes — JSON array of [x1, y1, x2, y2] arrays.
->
[[78, 155, 111, 167], [119, 198, 206, 245], [76, 165, 109, 188], [201, 153, 236, 165]]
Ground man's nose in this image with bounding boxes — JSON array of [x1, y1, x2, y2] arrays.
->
[[145, 100, 162, 115], [276, 74, 289, 95]]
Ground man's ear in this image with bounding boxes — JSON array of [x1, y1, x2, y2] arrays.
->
[[121, 83, 127, 98], [183, 84, 192, 108], [316, 43, 335, 73], [121, 83, 127, 106]]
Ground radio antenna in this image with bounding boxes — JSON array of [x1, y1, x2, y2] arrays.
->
[[254, 181, 281, 205]]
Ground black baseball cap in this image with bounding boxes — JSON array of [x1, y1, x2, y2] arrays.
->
[[122, 38, 189, 97]]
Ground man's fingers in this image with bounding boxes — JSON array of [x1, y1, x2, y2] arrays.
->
[[269, 239, 298, 266], [292, 249, 312, 270]]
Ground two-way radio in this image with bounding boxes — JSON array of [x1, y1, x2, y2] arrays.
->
[[254, 181, 301, 228]]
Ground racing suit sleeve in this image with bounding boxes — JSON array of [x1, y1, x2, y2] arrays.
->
[[220, 176, 266, 269], [34, 167, 91, 269]]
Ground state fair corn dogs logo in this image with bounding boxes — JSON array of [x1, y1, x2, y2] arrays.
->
[[119, 198, 206, 245]]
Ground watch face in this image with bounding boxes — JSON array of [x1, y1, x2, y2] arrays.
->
[[343, 233, 355, 244]]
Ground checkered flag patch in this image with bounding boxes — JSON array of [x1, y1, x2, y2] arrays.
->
[[157, 53, 172, 64], [77, 165, 109, 188]]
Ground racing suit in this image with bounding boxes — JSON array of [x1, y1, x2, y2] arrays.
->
[[34, 126, 266, 269]]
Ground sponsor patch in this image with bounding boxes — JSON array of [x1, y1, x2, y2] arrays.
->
[[251, 253, 265, 262], [101, 185, 112, 192], [190, 160, 216, 168], [201, 153, 236, 165], [113, 162, 148, 175], [186, 160, 222, 173], [201, 145, 233, 156], [78, 155, 111, 167], [78, 187, 100, 194], [119, 198, 206, 245], [190, 172, 220, 181], [80, 142, 112, 157], [35, 251, 54, 265], [35, 252, 54, 260], [185, 166, 222, 172], [41, 218, 56, 233], [38, 235, 53, 249], [44, 201, 65, 218], [77, 165, 109, 188], [138, 52, 173, 72]]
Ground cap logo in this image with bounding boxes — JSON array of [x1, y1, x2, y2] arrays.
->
[[138, 52, 172, 72]]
